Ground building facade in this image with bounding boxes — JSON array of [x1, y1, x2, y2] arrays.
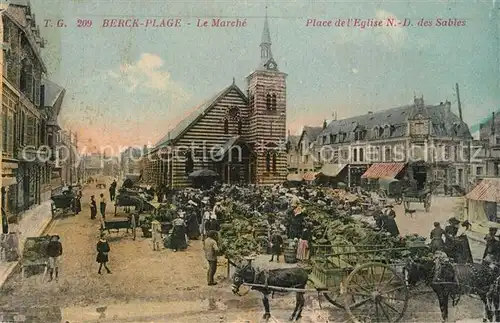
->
[[478, 112, 500, 178], [298, 97, 474, 191], [141, 16, 287, 188], [120, 147, 142, 176], [2, 1, 52, 217], [81, 153, 104, 180]]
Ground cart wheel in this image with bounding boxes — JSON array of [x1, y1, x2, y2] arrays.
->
[[424, 194, 431, 212], [343, 262, 409, 323], [394, 197, 403, 205]]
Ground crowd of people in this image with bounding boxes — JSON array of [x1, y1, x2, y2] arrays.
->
[[48, 176, 500, 286]]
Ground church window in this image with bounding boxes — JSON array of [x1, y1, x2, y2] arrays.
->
[[271, 94, 277, 110], [272, 153, 277, 172], [266, 94, 272, 110], [359, 148, 364, 162], [238, 119, 242, 135], [224, 118, 229, 134], [266, 152, 271, 172]]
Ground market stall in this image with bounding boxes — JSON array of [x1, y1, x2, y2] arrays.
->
[[465, 177, 500, 235]]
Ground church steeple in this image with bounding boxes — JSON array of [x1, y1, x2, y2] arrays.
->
[[259, 8, 278, 71]]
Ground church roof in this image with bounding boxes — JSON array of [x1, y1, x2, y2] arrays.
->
[[154, 83, 247, 149]]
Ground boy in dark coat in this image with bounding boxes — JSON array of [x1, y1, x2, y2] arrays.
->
[[96, 233, 111, 274], [269, 230, 284, 262]]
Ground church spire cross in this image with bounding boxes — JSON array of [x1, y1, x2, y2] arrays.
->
[[259, 8, 278, 71]]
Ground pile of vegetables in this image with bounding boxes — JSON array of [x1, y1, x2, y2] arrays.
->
[[219, 191, 431, 263]]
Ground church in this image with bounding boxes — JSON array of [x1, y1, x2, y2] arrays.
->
[[140, 16, 287, 188]]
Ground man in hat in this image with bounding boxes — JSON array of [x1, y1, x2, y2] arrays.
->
[[90, 195, 97, 220], [204, 230, 219, 286], [429, 222, 445, 252], [382, 204, 399, 237], [483, 227, 500, 264], [47, 235, 63, 282]]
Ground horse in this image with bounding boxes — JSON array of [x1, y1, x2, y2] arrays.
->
[[231, 263, 310, 321], [404, 256, 498, 322]]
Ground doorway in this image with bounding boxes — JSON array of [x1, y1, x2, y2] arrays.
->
[[412, 166, 427, 190]]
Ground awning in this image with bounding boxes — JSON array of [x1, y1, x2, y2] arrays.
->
[[287, 174, 303, 182], [303, 171, 318, 181], [318, 163, 347, 177], [361, 163, 406, 179], [466, 178, 500, 202]]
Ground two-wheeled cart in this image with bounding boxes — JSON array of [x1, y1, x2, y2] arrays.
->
[[402, 189, 432, 212], [239, 243, 427, 322]]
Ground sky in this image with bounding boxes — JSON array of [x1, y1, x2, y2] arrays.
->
[[28, 0, 499, 153]]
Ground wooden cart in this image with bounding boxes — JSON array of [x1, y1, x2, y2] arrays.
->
[[51, 194, 75, 217], [103, 214, 137, 240], [306, 243, 427, 322], [402, 189, 432, 212]]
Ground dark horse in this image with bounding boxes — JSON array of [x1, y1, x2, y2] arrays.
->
[[405, 256, 498, 322], [231, 263, 310, 321]]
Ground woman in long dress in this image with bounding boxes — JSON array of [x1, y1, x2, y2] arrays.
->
[[297, 228, 311, 261], [171, 212, 187, 251]]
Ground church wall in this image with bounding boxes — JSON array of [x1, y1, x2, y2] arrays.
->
[[171, 88, 248, 188]]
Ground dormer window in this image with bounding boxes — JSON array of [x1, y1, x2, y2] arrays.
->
[[378, 127, 384, 137], [373, 127, 379, 138], [389, 125, 395, 137], [329, 134, 335, 144], [355, 130, 366, 141], [322, 136, 326, 145]]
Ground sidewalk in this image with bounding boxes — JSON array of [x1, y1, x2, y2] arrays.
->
[[0, 200, 53, 288]]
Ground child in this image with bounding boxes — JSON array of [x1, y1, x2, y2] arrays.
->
[[269, 230, 283, 262], [96, 233, 111, 274]]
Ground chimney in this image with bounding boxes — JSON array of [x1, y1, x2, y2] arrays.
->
[[492, 112, 496, 135]]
